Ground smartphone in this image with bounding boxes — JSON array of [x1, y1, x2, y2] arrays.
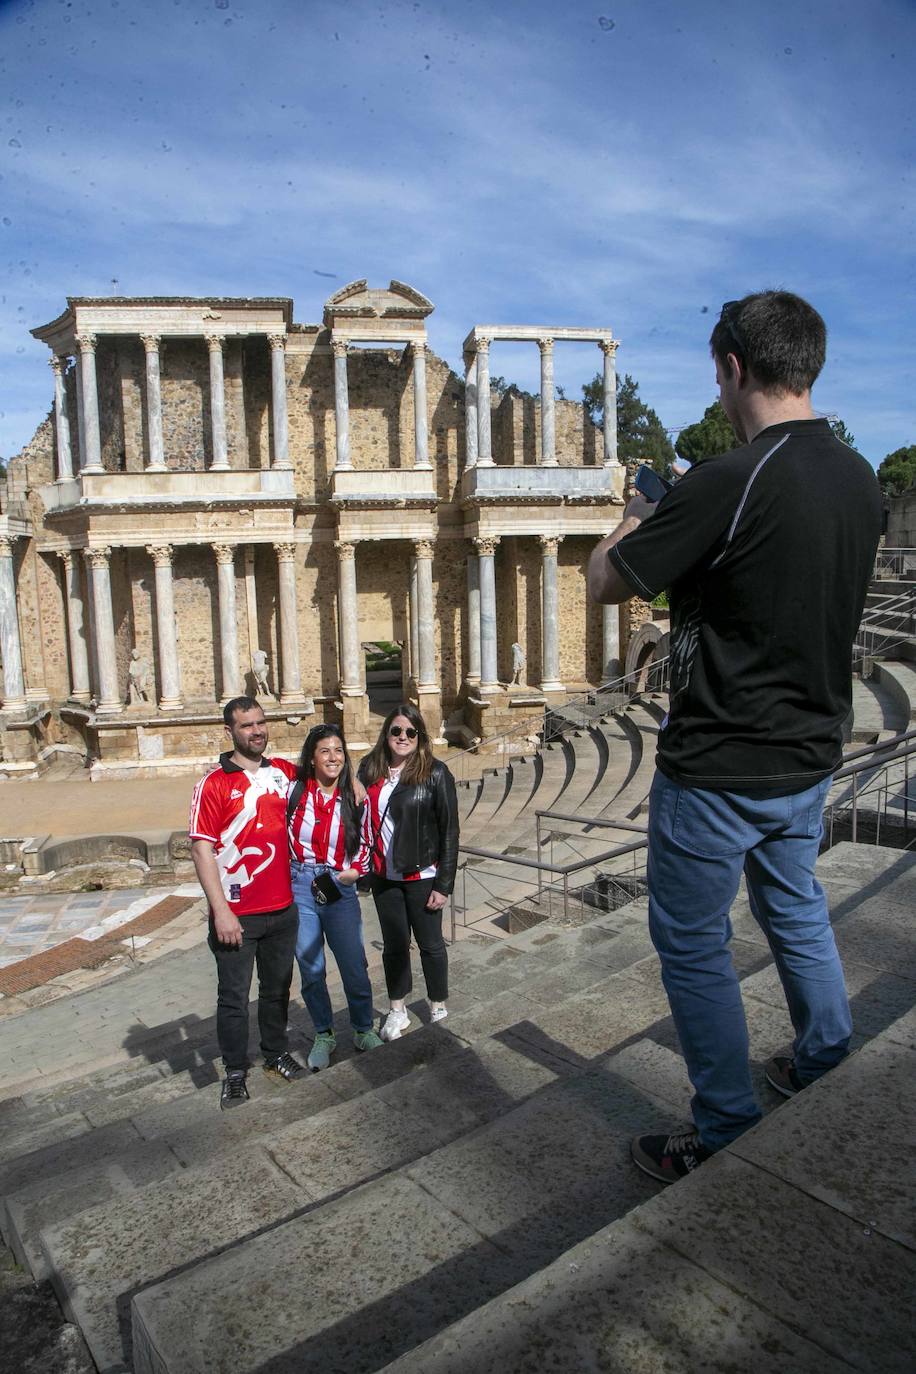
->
[[635, 465, 672, 503]]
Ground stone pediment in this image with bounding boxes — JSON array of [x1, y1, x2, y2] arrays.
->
[[323, 280, 434, 326]]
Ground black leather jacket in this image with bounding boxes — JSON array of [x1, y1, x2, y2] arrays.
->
[[364, 759, 459, 895]]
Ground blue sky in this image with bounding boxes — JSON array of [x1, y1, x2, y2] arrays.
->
[[1, 0, 913, 466]]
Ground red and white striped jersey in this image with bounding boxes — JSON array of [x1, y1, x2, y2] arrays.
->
[[288, 778, 371, 872], [189, 753, 297, 916], [363, 771, 437, 882]]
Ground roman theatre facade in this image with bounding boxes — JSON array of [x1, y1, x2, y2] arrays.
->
[[0, 280, 652, 778]]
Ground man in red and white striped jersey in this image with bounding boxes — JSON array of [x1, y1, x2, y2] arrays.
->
[[189, 696, 305, 1110]]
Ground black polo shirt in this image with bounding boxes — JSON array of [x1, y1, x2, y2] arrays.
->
[[609, 419, 882, 794]]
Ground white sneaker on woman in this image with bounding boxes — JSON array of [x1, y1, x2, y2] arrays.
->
[[430, 1005, 448, 1024], [381, 1007, 410, 1041]]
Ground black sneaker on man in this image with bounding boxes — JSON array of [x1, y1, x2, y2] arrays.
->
[[220, 1070, 250, 1111], [631, 1128, 712, 1184], [764, 1055, 806, 1098], [263, 1051, 305, 1084]]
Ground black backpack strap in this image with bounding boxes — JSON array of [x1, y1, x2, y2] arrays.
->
[[286, 778, 305, 828]]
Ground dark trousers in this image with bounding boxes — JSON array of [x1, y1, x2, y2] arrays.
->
[[372, 875, 448, 1002], [208, 902, 298, 1072]]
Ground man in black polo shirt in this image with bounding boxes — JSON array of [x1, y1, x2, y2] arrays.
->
[[588, 291, 882, 1182]]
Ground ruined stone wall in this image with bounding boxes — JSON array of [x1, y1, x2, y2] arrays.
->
[[296, 537, 341, 697], [170, 545, 220, 700], [159, 340, 208, 471]]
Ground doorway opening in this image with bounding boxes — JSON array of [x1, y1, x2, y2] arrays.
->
[[364, 641, 404, 719]]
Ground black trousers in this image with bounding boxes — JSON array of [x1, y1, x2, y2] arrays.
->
[[208, 902, 298, 1072], [372, 876, 448, 1002]]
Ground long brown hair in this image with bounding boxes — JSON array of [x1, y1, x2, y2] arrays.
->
[[297, 725, 362, 859], [360, 702, 434, 788]]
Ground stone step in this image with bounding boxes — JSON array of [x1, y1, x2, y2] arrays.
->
[[874, 658, 916, 720]]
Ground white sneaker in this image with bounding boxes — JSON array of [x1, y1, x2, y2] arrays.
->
[[430, 1005, 448, 1024], [380, 1007, 410, 1041]]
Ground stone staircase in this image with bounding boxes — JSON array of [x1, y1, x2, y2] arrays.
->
[[0, 841, 913, 1373]]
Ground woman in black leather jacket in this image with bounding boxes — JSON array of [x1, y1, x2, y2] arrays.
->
[[359, 703, 458, 1040]]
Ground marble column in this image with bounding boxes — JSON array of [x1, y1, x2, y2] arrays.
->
[[84, 546, 121, 712], [269, 334, 292, 470], [49, 355, 74, 482], [74, 348, 87, 471], [275, 542, 304, 704], [603, 603, 621, 682], [538, 337, 557, 466], [408, 556, 419, 679], [412, 341, 431, 470], [213, 543, 241, 702], [475, 535, 499, 690], [206, 335, 229, 471], [0, 537, 26, 710], [539, 534, 564, 692], [601, 338, 620, 466], [146, 544, 182, 710], [463, 351, 478, 470], [332, 340, 351, 471], [466, 550, 481, 685], [141, 334, 167, 471], [76, 333, 103, 473], [335, 540, 361, 691], [58, 550, 90, 701], [414, 539, 436, 687], [475, 337, 493, 465]]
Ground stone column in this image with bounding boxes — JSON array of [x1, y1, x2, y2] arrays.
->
[[538, 337, 557, 466], [85, 546, 121, 712], [0, 537, 26, 711], [146, 544, 182, 711], [332, 340, 351, 471], [73, 348, 87, 471], [206, 335, 229, 471], [601, 338, 620, 466], [463, 351, 478, 470], [539, 534, 564, 692], [213, 543, 241, 703], [414, 539, 436, 687], [275, 542, 304, 704], [141, 334, 167, 471], [335, 540, 360, 691], [49, 355, 74, 482], [76, 333, 103, 473], [466, 550, 481, 685], [269, 334, 292, 470], [408, 556, 419, 679], [58, 550, 90, 701], [475, 337, 493, 465], [412, 341, 431, 470], [603, 603, 622, 682], [475, 535, 499, 691]]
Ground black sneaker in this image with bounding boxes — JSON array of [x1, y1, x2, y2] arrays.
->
[[220, 1070, 249, 1111], [631, 1128, 712, 1184], [263, 1051, 305, 1083], [765, 1055, 806, 1098]]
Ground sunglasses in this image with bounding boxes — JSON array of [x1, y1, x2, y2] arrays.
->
[[389, 726, 418, 739], [719, 300, 748, 357]]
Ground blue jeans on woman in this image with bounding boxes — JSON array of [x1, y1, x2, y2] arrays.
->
[[290, 860, 375, 1034], [647, 770, 850, 1152]]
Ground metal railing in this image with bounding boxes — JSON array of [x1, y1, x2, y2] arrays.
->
[[826, 727, 916, 846], [874, 547, 916, 581], [854, 585, 916, 665], [445, 655, 670, 785]]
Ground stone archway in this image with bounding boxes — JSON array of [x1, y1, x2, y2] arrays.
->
[[625, 618, 670, 690]]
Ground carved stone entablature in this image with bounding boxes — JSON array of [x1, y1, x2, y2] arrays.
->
[[323, 279, 434, 327], [462, 493, 565, 510], [330, 495, 438, 512]]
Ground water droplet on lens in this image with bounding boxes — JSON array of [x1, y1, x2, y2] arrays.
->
[[8, 138, 21, 148], [598, 16, 615, 30], [784, 46, 793, 54]]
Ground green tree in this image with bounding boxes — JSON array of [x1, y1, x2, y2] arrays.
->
[[877, 445, 916, 497], [582, 371, 675, 474], [827, 416, 856, 448], [675, 400, 736, 464]]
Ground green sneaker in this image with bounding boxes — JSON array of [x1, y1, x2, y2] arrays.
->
[[307, 1030, 336, 1072], [353, 1028, 384, 1052]]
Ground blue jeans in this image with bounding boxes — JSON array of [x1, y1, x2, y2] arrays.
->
[[290, 861, 374, 1034], [647, 770, 850, 1151]]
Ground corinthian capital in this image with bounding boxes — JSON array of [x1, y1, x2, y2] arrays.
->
[[268, 333, 287, 351], [334, 540, 356, 562], [474, 535, 499, 557], [205, 334, 224, 353], [49, 354, 65, 376], [475, 335, 491, 356], [538, 534, 562, 556], [145, 543, 173, 568], [274, 542, 295, 563], [414, 538, 434, 560], [140, 333, 161, 353], [212, 543, 236, 566], [537, 337, 554, 357], [84, 545, 111, 570], [57, 548, 74, 572], [75, 333, 97, 355], [599, 337, 619, 358], [332, 340, 349, 361], [0, 536, 15, 559]]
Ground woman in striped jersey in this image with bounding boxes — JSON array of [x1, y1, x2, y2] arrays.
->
[[288, 725, 383, 1071]]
